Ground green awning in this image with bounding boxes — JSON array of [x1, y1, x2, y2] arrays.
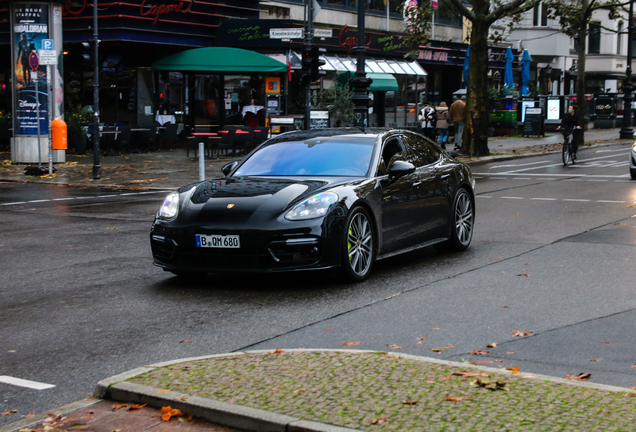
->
[[337, 72, 399, 91], [152, 47, 287, 73]]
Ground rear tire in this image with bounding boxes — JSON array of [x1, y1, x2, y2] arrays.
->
[[341, 207, 375, 282], [436, 188, 474, 252]]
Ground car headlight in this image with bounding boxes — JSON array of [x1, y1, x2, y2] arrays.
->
[[158, 191, 179, 219], [285, 192, 338, 221], [632, 142, 636, 152]]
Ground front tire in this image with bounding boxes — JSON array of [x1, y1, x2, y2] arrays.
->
[[562, 142, 570, 166], [631, 168, 636, 180], [341, 207, 375, 282]]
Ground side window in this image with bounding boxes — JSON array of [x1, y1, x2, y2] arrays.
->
[[402, 133, 441, 166], [378, 138, 408, 174]]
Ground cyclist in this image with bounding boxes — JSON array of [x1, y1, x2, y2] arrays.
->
[[556, 104, 582, 162]]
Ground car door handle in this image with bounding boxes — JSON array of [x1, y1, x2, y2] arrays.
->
[[412, 181, 423, 187], [440, 173, 451, 179]]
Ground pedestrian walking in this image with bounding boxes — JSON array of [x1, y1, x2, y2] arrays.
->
[[435, 101, 449, 149], [419, 101, 436, 141], [449, 95, 465, 150]]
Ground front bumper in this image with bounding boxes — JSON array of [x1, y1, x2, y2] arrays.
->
[[150, 219, 343, 274]]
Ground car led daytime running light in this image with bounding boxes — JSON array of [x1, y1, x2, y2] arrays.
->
[[285, 192, 338, 221], [159, 191, 179, 219]]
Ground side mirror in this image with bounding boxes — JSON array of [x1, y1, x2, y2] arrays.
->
[[387, 161, 415, 181], [221, 161, 238, 177]]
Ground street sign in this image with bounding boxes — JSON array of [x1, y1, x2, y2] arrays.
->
[[38, 50, 58, 65], [270, 28, 303, 39], [42, 39, 54, 50], [29, 52, 39, 71], [314, 28, 332, 38]]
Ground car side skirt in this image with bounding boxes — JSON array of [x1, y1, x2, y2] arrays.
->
[[377, 237, 448, 260]]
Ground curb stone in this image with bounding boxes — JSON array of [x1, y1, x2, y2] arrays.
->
[[93, 349, 636, 432]]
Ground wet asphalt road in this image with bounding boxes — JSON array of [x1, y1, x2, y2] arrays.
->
[[1, 142, 636, 426]]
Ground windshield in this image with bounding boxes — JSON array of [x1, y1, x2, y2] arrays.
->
[[234, 137, 375, 176]]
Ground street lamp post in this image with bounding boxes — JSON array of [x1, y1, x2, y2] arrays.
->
[[92, 0, 101, 179], [349, 0, 371, 127], [620, 0, 634, 139]]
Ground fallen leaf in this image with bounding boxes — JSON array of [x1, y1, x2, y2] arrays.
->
[[475, 361, 495, 365], [501, 306, 509, 308], [632, 364, 636, 369], [402, 400, 418, 405], [340, 341, 363, 346], [452, 371, 490, 377], [161, 406, 183, 422], [106, 227, 117, 230], [473, 377, 508, 391], [370, 417, 389, 424], [129, 404, 146, 410], [179, 340, 193, 343], [522, 375, 535, 379], [486, 343, 497, 348], [512, 330, 534, 337], [507, 366, 521, 374], [174, 396, 188, 401], [417, 336, 428, 340], [590, 359, 602, 362], [25, 413, 35, 418], [430, 345, 454, 352], [270, 349, 285, 353], [471, 350, 489, 355], [506, 352, 515, 355], [516, 273, 530, 277], [324, 327, 334, 330], [112, 403, 129, 410], [157, 389, 171, 394], [0, 410, 17, 416], [444, 396, 465, 402], [433, 327, 441, 330], [565, 373, 591, 381], [293, 389, 306, 394], [386, 344, 403, 349], [603, 341, 611, 344], [178, 412, 193, 422], [490, 258, 502, 261]]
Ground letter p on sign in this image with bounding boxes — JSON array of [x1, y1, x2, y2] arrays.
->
[[42, 39, 54, 50]]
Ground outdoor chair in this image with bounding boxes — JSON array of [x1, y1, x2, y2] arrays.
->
[[215, 129, 236, 157], [159, 123, 179, 150], [232, 128, 254, 154], [117, 125, 132, 154], [252, 129, 269, 149]]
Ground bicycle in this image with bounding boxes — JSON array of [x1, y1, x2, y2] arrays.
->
[[559, 128, 577, 166]]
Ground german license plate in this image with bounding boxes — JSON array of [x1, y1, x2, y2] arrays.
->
[[195, 234, 240, 248]]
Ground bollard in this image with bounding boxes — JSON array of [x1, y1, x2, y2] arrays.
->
[[199, 142, 205, 181]]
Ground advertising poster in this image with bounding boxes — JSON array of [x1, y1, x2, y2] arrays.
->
[[12, 3, 49, 135]]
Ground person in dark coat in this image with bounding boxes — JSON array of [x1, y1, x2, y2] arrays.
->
[[557, 104, 582, 160]]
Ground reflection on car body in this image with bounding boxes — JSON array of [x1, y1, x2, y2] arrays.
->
[[150, 128, 476, 282]]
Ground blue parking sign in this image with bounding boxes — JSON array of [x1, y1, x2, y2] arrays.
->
[[42, 39, 54, 50]]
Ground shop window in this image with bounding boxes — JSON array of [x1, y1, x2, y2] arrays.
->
[[366, 0, 401, 14], [588, 22, 600, 54], [617, 21, 623, 55], [194, 75, 221, 127]]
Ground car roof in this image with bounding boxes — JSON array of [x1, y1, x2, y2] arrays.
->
[[265, 127, 401, 145]]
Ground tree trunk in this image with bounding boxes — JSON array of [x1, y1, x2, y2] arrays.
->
[[463, 18, 491, 156]]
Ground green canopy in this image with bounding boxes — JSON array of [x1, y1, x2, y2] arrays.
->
[[337, 72, 399, 91], [152, 47, 287, 73]]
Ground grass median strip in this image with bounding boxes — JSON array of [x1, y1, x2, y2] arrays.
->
[[127, 351, 636, 431]]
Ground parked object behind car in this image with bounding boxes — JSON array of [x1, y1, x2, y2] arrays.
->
[[150, 128, 476, 282]]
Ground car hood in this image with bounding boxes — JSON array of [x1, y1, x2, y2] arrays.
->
[[181, 176, 344, 226]]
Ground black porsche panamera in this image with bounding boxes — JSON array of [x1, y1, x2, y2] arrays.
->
[[150, 128, 475, 281]]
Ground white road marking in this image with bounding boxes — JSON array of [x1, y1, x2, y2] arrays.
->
[[588, 179, 609, 182], [596, 149, 630, 153], [501, 196, 524, 199], [563, 199, 590, 202], [472, 172, 630, 179], [485, 153, 630, 174], [1, 191, 169, 208], [531, 198, 557, 201], [477, 195, 492, 198], [1, 202, 26, 206], [513, 177, 532, 180], [52, 197, 75, 201], [489, 160, 551, 168], [27, 200, 50, 203], [0, 375, 55, 390], [598, 200, 626, 203]]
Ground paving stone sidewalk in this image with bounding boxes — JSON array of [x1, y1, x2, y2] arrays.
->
[[98, 350, 636, 431]]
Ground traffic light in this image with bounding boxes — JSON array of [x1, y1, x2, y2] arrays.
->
[[302, 45, 313, 74], [310, 46, 326, 82], [80, 41, 93, 65]]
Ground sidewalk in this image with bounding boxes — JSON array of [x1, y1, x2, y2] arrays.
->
[[0, 127, 629, 190], [5, 350, 636, 432]]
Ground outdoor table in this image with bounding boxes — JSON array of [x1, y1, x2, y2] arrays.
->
[[155, 114, 176, 125]]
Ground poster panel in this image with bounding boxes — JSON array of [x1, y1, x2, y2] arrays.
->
[[12, 3, 50, 135]]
